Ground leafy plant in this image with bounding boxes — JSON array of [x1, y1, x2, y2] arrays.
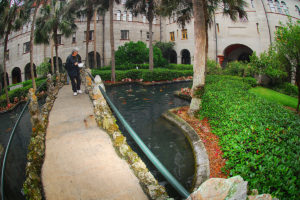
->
[[37, 59, 51, 77], [206, 59, 222, 75]]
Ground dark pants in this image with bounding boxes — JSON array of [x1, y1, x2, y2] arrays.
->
[[69, 74, 81, 92]]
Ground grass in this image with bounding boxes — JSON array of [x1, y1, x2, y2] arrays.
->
[[249, 87, 298, 109]]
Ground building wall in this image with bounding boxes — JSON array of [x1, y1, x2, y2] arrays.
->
[[1, 0, 300, 85]]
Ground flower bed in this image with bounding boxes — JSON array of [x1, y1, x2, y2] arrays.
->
[[200, 75, 300, 200]]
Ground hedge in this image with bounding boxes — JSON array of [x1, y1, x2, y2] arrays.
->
[[91, 68, 193, 82], [0, 79, 47, 107], [200, 75, 300, 199]]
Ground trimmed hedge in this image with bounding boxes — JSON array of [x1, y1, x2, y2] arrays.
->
[[200, 75, 300, 199], [91, 68, 193, 82], [0, 79, 47, 107]]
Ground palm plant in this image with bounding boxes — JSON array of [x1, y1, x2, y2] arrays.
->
[[35, 0, 77, 74], [125, 0, 160, 71], [109, 0, 120, 82], [0, 0, 29, 105], [160, 0, 247, 113]]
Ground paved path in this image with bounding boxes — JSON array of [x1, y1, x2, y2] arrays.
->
[[42, 85, 148, 200]]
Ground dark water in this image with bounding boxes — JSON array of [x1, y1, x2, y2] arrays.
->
[[0, 98, 46, 200], [106, 82, 195, 199]]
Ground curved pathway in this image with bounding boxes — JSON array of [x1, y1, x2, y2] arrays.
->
[[42, 85, 148, 200]]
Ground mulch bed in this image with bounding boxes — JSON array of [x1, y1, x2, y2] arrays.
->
[[172, 106, 228, 178]]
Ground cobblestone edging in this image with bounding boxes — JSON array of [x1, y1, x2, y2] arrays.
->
[[82, 68, 170, 200], [162, 108, 210, 192], [23, 73, 65, 199]]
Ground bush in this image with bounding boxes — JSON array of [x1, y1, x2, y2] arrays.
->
[[200, 75, 300, 199], [223, 61, 254, 77], [272, 82, 299, 98], [37, 59, 51, 77], [167, 64, 193, 70], [92, 68, 193, 82], [206, 59, 222, 75], [115, 41, 168, 67]]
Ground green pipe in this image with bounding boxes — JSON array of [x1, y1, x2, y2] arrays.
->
[[1, 80, 47, 200], [98, 85, 190, 198]]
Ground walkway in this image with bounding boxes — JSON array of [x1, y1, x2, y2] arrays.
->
[[42, 85, 148, 200]]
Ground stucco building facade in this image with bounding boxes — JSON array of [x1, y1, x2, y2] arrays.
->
[[1, 0, 300, 85]]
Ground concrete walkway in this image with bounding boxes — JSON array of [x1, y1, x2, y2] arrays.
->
[[42, 85, 148, 200]]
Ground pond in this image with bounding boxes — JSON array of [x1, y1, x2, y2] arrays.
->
[[106, 81, 195, 199]]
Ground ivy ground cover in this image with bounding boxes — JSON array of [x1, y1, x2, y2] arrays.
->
[[200, 75, 300, 200]]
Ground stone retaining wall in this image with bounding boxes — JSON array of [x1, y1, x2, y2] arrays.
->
[[162, 108, 210, 192], [82, 68, 170, 200]]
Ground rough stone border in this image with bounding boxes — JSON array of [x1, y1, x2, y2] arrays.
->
[[162, 108, 210, 192], [83, 68, 170, 200]]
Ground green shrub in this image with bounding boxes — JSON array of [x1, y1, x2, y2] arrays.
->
[[37, 59, 51, 77], [167, 64, 193, 70], [115, 41, 168, 67], [92, 68, 193, 82], [200, 75, 300, 199], [223, 61, 254, 77], [206, 59, 222, 75], [272, 82, 298, 98]]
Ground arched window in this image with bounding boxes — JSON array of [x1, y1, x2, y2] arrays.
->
[[281, 1, 289, 15], [123, 11, 127, 21], [116, 10, 121, 20], [296, 5, 300, 16], [275, 0, 282, 13], [268, 0, 276, 12], [128, 11, 133, 21]]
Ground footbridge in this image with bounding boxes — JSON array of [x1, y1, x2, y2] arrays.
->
[[0, 71, 190, 200]]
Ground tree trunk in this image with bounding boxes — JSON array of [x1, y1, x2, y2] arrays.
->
[[3, 31, 10, 105], [93, 10, 97, 69], [86, 14, 91, 68], [149, 19, 154, 71], [109, 0, 115, 83], [189, 0, 207, 115], [50, 39, 54, 74], [53, 31, 59, 74], [30, 6, 38, 90], [102, 13, 105, 67]]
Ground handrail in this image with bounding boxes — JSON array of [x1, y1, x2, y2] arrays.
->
[[0, 80, 47, 200], [87, 72, 190, 198]]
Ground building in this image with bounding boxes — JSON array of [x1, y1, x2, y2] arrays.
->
[[1, 0, 300, 86]]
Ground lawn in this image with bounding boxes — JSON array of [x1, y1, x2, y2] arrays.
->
[[249, 86, 298, 109]]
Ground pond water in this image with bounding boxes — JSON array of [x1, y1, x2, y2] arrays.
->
[[106, 81, 195, 199]]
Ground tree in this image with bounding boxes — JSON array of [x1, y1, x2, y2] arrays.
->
[[35, 0, 77, 74], [274, 19, 300, 112], [160, 0, 247, 114], [126, 0, 159, 71], [154, 41, 175, 62], [0, 0, 29, 105], [109, 0, 120, 82]]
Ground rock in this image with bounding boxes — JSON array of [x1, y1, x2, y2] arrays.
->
[[187, 176, 248, 200], [248, 194, 273, 200]]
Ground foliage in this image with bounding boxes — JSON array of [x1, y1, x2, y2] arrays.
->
[[200, 75, 300, 199], [92, 68, 193, 82], [154, 41, 175, 61], [115, 41, 168, 67], [271, 82, 298, 98], [206, 59, 222, 75], [250, 50, 287, 84], [167, 64, 193, 70], [223, 61, 254, 77], [249, 87, 298, 109], [37, 59, 51, 77]]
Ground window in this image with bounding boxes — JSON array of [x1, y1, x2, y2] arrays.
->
[[296, 6, 300, 16], [117, 10, 121, 20], [72, 32, 76, 43], [250, 0, 255, 8], [121, 30, 129, 40], [275, 0, 283, 14], [268, 0, 276, 12], [143, 15, 146, 23], [57, 34, 62, 45], [146, 32, 153, 40], [84, 30, 94, 41], [123, 11, 127, 21], [281, 1, 289, 15], [128, 11, 133, 21], [121, 0, 126, 4], [23, 42, 30, 54], [256, 23, 259, 33], [153, 16, 156, 24], [170, 32, 175, 41], [5, 50, 9, 60], [182, 29, 188, 40]]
